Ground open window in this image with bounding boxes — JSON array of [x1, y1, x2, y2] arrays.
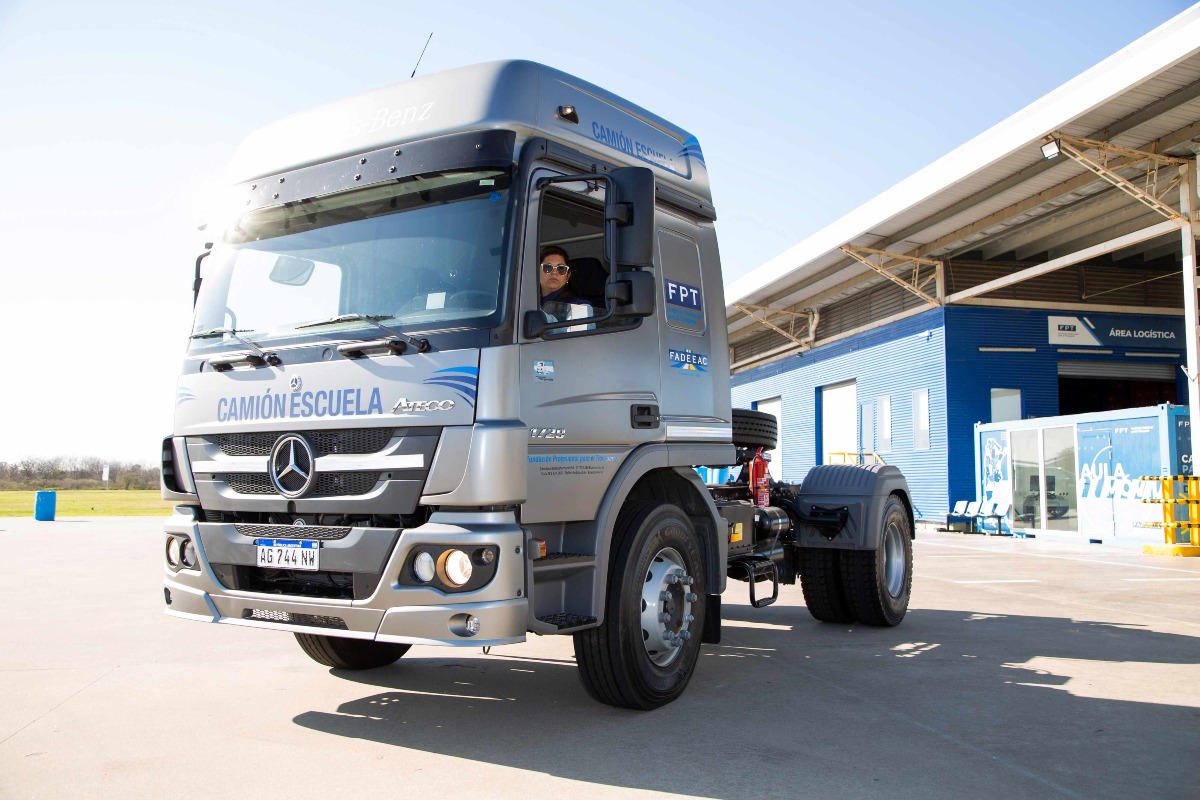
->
[[524, 166, 656, 339], [536, 188, 620, 334]]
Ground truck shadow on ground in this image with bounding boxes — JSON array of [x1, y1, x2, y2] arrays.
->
[[293, 606, 1200, 798]]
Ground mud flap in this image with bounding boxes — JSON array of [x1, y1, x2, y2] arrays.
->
[[785, 464, 912, 551]]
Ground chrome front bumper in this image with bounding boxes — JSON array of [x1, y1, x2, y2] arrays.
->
[[162, 509, 528, 647]]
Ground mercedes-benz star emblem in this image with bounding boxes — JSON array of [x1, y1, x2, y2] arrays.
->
[[289, 376, 303, 392], [269, 434, 316, 498]]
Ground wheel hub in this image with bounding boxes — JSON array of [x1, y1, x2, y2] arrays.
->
[[882, 520, 906, 598], [639, 547, 695, 667]]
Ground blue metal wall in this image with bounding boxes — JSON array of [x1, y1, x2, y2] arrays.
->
[[943, 306, 1188, 506], [730, 305, 1185, 524], [943, 307, 1059, 508], [731, 308, 948, 521]]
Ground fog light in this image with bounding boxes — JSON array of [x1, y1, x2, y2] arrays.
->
[[475, 547, 496, 565], [437, 549, 473, 587], [165, 536, 181, 568], [413, 551, 436, 583], [181, 539, 198, 569], [449, 612, 481, 637]]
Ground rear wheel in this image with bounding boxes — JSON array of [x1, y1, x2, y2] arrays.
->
[[798, 548, 855, 623], [294, 633, 411, 670], [574, 503, 706, 710], [839, 495, 913, 626]]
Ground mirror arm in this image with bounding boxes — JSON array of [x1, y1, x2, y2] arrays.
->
[[193, 244, 212, 307]]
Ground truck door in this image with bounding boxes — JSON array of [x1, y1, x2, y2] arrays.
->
[[518, 167, 663, 524]]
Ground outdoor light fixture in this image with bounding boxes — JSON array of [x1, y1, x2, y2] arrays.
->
[[556, 104, 579, 124], [1041, 138, 1062, 160]]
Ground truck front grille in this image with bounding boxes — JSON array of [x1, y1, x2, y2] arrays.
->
[[235, 523, 352, 541], [226, 472, 382, 497], [218, 565, 356, 599], [218, 428, 395, 457], [243, 609, 348, 629]]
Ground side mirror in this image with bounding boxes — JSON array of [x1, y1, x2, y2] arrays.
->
[[524, 309, 549, 339], [269, 255, 316, 286], [607, 167, 655, 269], [606, 271, 655, 318]]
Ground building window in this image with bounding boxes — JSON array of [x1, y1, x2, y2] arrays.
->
[[913, 388, 930, 450], [878, 396, 892, 453], [821, 381, 857, 464], [991, 388, 1022, 422]]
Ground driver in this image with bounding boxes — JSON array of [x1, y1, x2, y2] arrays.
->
[[538, 245, 576, 306]]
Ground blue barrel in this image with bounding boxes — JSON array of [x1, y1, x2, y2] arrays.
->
[[34, 491, 56, 521]]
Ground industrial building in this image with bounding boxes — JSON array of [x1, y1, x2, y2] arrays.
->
[[725, 8, 1200, 541]]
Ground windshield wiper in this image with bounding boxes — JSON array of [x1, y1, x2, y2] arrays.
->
[[296, 314, 431, 355], [190, 327, 281, 369]]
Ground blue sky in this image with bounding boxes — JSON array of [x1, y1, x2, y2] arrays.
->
[[0, 0, 1191, 463]]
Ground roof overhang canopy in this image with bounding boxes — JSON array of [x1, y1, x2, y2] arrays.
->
[[726, 7, 1200, 371]]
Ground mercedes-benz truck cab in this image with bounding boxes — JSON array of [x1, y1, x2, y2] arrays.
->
[[163, 60, 914, 710]]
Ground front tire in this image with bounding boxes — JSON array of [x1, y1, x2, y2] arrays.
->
[[574, 503, 706, 710], [840, 495, 913, 626], [294, 633, 411, 670]]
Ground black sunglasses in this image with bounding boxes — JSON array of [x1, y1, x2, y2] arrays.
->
[[541, 263, 571, 275]]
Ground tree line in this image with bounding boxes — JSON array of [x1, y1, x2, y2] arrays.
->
[[0, 457, 159, 491]]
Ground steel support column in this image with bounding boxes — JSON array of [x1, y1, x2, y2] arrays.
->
[[1180, 160, 1200, 466]]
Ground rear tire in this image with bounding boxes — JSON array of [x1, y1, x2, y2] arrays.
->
[[798, 548, 855, 623], [839, 495, 913, 627], [732, 408, 778, 451], [574, 502, 706, 710], [294, 633, 411, 670]]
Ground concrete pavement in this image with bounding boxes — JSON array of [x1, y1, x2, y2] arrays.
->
[[2, 517, 1198, 799]]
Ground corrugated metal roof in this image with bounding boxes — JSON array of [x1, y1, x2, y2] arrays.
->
[[727, 6, 1200, 352]]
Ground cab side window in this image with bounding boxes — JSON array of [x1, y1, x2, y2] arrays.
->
[[538, 190, 608, 317], [528, 175, 647, 339]]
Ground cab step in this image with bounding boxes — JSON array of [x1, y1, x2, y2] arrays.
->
[[536, 612, 597, 630], [727, 556, 779, 608]]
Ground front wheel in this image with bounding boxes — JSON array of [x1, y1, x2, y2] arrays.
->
[[573, 503, 706, 710], [294, 633, 411, 670], [840, 494, 913, 626]]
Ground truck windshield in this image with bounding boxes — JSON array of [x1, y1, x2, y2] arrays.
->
[[189, 168, 512, 354]]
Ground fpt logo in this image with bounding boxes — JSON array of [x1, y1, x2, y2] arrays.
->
[[1058, 324, 1076, 332], [664, 279, 702, 310]]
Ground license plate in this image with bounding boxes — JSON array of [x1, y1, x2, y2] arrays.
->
[[255, 539, 320, 571]]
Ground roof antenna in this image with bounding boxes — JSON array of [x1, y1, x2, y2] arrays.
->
[[410, 33, 433, 79]]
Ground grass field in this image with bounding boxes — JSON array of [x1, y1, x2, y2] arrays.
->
[[0, 490, 173, 517]]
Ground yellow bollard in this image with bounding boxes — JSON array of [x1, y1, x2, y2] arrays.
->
[[1140, 474, 1200, 556]]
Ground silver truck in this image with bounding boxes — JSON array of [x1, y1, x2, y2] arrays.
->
[[162, 60, 914, 710]]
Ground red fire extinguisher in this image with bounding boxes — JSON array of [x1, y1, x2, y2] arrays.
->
[[750, 447, 771, 507]]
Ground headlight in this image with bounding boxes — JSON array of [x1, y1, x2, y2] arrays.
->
[[180, 539, 198, 569], [437, 549, 473, 587], [413, 551, 436, 583], [165, 536, 181, 568]]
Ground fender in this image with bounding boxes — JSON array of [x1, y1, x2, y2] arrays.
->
[[579, 442, 731, 626], [789, 464, 913, 551]]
